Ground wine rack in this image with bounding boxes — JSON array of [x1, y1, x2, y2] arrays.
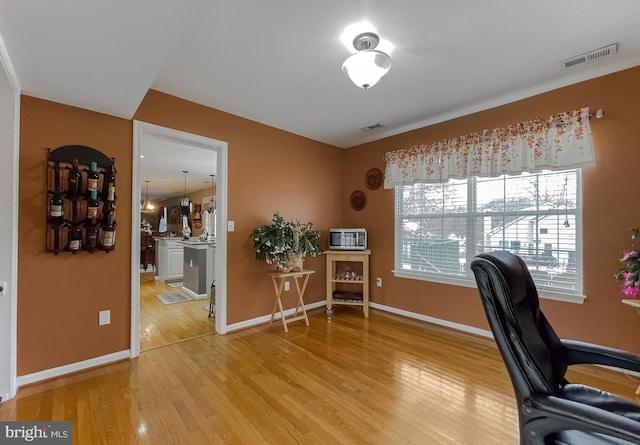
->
[[46, 145, 117, 255]]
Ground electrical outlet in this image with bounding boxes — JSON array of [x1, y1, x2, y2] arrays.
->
[[284, 281, 290, 291], [376, 277, 382, 287], [99, 310, 110, 326]]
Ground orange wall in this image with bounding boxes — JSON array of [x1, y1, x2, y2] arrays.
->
[[18, 96, 133, 375], [342, 66, 640, 353], [133, 91, 344, 325]]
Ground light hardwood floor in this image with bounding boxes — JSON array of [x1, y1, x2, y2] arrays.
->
[[2, 307, 638, 444], [140, 272, 215, 351]]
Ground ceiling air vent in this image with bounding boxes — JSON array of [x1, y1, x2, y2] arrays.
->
[[562, 43, 618, 69], [360, 123, 384, 132]]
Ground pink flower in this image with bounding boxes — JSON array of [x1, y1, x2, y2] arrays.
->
[[622, 250, 639, 261], [621, 284, 640, 298], [624, 272, 635, 281]]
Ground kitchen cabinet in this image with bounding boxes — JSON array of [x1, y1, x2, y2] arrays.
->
[[155, 237, 184, 283], [325, 249, 370, 318]]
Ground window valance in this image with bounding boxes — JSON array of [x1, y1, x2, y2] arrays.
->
[[383, 107, 595, 188]]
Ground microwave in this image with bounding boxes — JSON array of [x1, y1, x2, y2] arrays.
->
[[329, 228, 367, 250]]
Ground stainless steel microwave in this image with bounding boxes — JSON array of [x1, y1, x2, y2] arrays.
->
[[328, 228, 367, 250]]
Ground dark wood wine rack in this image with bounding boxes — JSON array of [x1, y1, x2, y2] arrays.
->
[[46, 145, 117, 255]]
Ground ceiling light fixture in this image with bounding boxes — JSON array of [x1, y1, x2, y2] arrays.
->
[[141, 180, 154, 212], [342, 32, 392, 90]]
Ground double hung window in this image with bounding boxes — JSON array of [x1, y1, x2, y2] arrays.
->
[[394, 169, 583, 301]]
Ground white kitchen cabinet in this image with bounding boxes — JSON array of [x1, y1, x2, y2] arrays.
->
[[166, 246, 184, 281], [155, 237, 184, 282]]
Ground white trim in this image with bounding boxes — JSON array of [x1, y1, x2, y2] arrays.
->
[[0, 28, 21, 401], [8, 87, 19, 401], [131, 121, 229, 356], [225, 301, 326, 333], [369, 302, 494, 338], [0, 30, 21, 93], [391, 269, 586, 304], [17, 350, 130, 386], [181, 286, 207, 300]]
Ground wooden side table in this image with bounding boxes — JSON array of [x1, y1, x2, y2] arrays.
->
[[621, 299, 640, 394], [325, 249, 370, 318], [267, 269, 314, 332]]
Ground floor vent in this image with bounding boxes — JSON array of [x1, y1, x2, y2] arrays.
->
[[562, 43, 618, 69], [360, 123, 384, 132]]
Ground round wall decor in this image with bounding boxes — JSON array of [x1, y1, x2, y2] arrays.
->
[[365, 168, 383, 190], [350, 190, 366, 211]]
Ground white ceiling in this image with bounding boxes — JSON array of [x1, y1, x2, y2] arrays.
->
[[1, 0, 640, 193], [139, 135, 216, 202]]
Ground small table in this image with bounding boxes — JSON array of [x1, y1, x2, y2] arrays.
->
[[621, 299, 640, 394], [268, 269, 314, 332]]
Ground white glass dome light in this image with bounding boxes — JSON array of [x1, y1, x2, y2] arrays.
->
[[342, 32, 392, 90]]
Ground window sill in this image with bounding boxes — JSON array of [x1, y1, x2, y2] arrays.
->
[[392, 269, 586, 304]]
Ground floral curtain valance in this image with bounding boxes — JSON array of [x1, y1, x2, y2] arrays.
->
[[383, 107, 595, 188]]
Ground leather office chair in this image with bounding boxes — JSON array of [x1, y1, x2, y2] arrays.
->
[[470, 251, 640, 444]]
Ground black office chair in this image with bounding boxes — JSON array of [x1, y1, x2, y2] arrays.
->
[[470, 251, 640, 444]]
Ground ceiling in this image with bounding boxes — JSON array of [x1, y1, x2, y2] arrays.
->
[[1, 1, 640, 189], [139, 134, 217, 202]]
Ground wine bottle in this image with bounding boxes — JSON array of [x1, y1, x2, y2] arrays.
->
[[100, 221, 116, 250], [87, 161, 99, 195], [49, 188, 64, 225], [100, 186, 116, 251], [67, 159, 82, 197], [68, 224, 82, 252], [86, 189, 99, 220], [102, 189, 116, 227], [85, 217, 99, 251], [101, 163, 116, 201]]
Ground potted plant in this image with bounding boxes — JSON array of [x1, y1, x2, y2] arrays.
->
[[615, 227, 640, 298], [251, 212, 323, 272]]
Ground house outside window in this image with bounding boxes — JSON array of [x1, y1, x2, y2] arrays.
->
[[394, 169, 583, 303]]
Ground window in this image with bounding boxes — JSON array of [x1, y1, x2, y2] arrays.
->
[[394, 169, 583, 301]]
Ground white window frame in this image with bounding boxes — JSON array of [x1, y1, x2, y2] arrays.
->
[[392, 169, 586, 304]]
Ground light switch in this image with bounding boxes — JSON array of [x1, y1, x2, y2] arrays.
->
[[228, 221, 235, 232]]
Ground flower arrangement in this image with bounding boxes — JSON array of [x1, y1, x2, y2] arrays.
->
[[251, 212, 323, 271], [615, 227, 640, 298]]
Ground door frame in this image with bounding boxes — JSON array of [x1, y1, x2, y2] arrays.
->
[[130, 121, 228, 357]]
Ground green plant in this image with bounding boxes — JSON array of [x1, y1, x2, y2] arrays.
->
[[251, 212, 323, 267]]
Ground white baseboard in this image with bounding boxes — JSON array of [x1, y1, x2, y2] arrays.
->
[[369, 301, 494, 339], [224, 299, 493, 340], [17, 350, 130, 387], [182, 286, 207, 300], [226, 300, 327, 332]]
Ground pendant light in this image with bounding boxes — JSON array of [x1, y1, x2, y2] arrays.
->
[[342, 32, 392, 89], [141, 180, 154, 212], [181, 170, 189, 207]]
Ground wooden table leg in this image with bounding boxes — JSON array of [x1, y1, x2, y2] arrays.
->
[[269, 275, 288, 332], [292, 274, 310, 327]]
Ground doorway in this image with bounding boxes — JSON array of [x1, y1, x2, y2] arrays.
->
[[131, 121, 228, 358]]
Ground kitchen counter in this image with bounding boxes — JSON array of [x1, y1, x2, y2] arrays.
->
[[179, 238, 216, 247]]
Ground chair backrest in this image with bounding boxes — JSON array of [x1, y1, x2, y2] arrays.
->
[[470, 251, 569, 402]]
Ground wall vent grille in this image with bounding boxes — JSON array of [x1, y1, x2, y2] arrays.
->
[[562, 43, 618, 69]]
